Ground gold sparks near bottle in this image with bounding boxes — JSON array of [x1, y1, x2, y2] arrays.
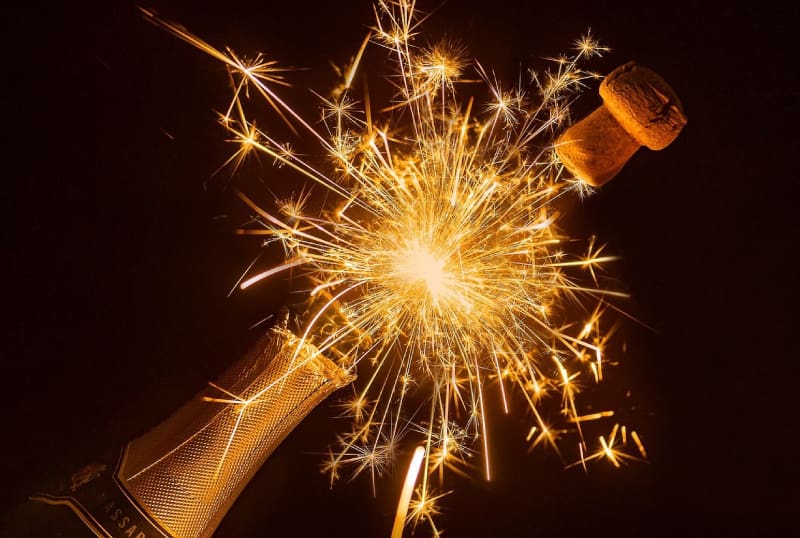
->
[[5, 324, 352, 537]]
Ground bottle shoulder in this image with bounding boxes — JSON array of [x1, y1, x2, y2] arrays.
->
[[1, 499, 99, 537], [3, 455, 172, 538]]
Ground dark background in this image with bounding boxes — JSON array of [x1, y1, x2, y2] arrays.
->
[[3, 1, 798, 536]]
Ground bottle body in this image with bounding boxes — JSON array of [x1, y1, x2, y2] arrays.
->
[[28, 457, 172, 538], [7, 326, 351, 537]]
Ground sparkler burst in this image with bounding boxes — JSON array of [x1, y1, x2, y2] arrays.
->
[[142, 1, 647, 534]]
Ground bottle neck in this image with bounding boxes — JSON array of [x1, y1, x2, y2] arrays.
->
[[112, 327, 351, 538]]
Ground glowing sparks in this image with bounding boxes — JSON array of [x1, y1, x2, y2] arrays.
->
[[144, 1, 648, 534], [395, 244, 449, 303]]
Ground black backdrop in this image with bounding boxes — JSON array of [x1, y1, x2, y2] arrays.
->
[[3, 1, 798, 536]]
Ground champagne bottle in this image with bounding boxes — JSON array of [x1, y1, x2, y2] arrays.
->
[[3, 319, 353, 537]]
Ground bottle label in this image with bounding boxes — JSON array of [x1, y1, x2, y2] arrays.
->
[[30, 451, 172, 538]]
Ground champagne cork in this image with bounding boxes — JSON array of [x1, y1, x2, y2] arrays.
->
[[556, 61, 687, 186]]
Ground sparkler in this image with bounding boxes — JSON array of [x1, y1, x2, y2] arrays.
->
[[142, 2, 657, 534]]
